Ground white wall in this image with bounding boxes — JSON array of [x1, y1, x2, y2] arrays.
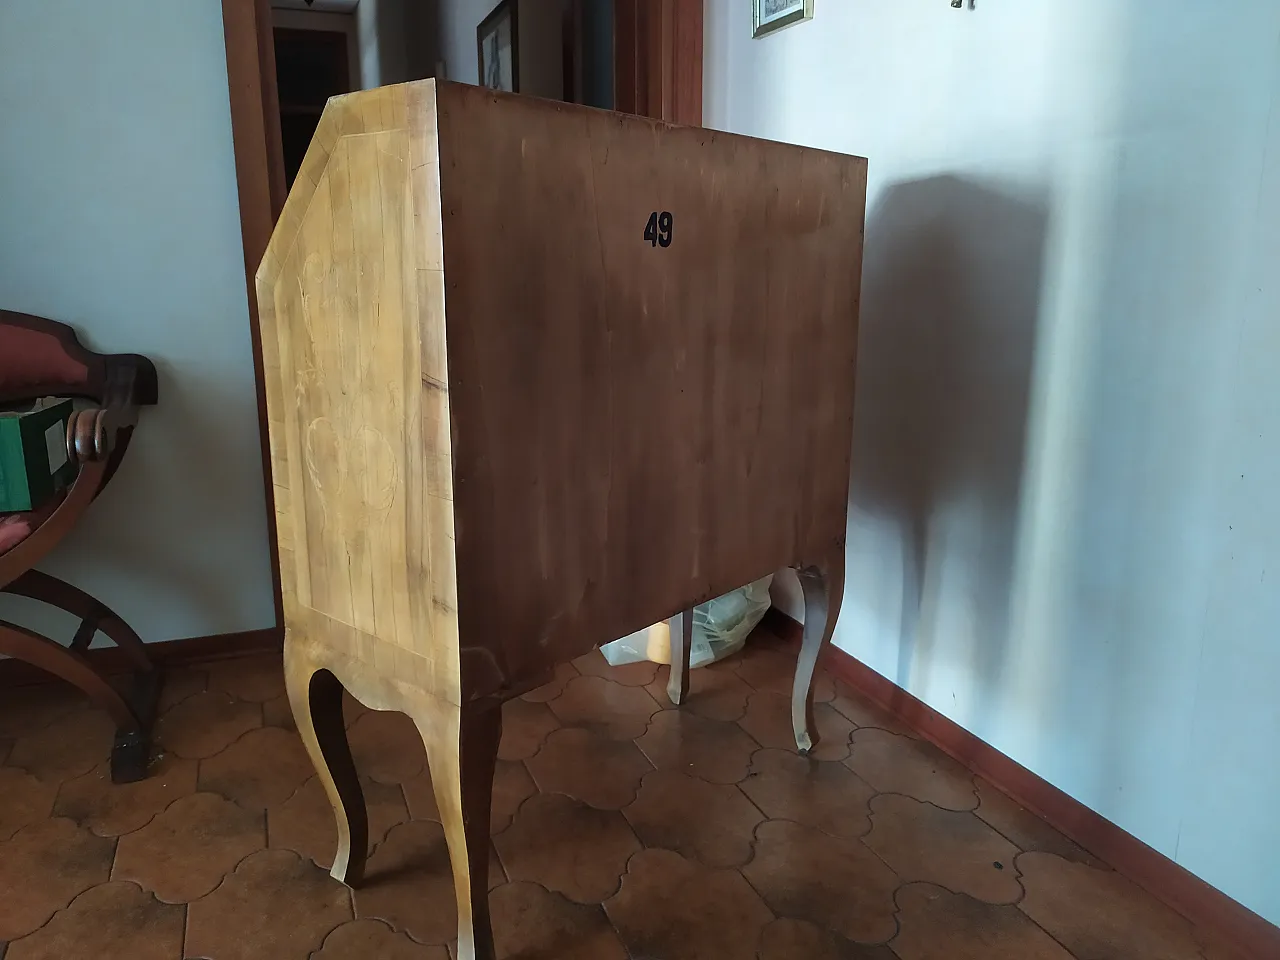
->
[[0, 1, 276, 643], [707, 0, 1280, 924], [357, 0, 439, 89], [440, 0, 505, 86], [438, 0, 566, 95]]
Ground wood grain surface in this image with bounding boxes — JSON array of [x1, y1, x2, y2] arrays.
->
[[257, 84, 460, 707], [436, 83, 866, 698], [256, 80, 866, 960]]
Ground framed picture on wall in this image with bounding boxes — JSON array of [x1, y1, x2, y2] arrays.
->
[[753, 0, 814, 38], [477, 0, 519, 93]]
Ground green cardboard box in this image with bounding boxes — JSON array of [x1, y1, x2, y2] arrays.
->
[[0, 398, 76, 513]]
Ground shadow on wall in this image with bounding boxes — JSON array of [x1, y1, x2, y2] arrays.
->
[[850, 176, 1048, 718]]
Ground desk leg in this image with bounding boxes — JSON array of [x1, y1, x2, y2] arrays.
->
[[794, 553, 845, 753], [666, 608, 693, 705], [284, 639, 369, 885], [413, 699, 502, 960]]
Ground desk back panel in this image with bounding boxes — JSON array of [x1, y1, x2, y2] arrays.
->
[[435, 83, 866, 697], [257, 80, 867, 706]]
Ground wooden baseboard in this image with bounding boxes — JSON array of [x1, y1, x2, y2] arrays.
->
[[762, 608, 1278, 960], [0, 627, 283, 688]]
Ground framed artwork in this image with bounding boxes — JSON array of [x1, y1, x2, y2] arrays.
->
[[753, 0, 814, 38], [477, 0, 519, 93]]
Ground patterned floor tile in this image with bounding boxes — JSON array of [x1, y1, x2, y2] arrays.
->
[[605, 848, 773, 960], [112, 792, 263, 903], [572, 650, 659, 688], [863, 794, 1023, 904], [623, 769, 764, 868], [644, 660, 755, 722], [1018, 852, 1205, 960], [826, 681, 915, 736], [738, 690, 856, 761], [757, 917, 898, 959], [525, 727, 652, 809], [155, 667, 207, 714], [352, 819, 460, 945], [6, 709, 113, 784], [740, 748, 874, 840], [155, 690, 260, 761], [974, 778, 1104, 867], [346, 709, 426, 785], [737, 686, 855, 762], [3, 882, 183, 960], [491, 881, 629, 960], [260, 693, 295, 732], [731, 644, 835, 702], [0, 767, 57, 842], [494, 793, 640, 904], [521, 661, 579, 702], [891, 882, 1074, 960], [0, 651, 1242, 960], [0, 685, 81, 739], [547, 676, 662, 741], [206, 653, 286, 703], [402, 759, 534, 832], [185, 849, 351, 960], [844, 728, 977, 811], [743, 819, 899, 945], [268, 774, 408, 870], [312, 919, 449, 959], [53, 755, 197, 837], [0, 818, 115, 941], [635, 708, 760, 784], [498, 698, 560, 762], [198, 726, 313, 810]]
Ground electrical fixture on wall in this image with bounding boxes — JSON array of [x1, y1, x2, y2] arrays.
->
[[951, 0, 976, 8]]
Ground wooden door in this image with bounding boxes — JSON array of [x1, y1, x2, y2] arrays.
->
[[614, 0, 703, 125]]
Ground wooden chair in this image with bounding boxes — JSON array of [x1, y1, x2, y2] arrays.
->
[[0, 309, 160, 782]]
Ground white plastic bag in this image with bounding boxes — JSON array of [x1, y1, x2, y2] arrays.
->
[[601, 575, 773, 669]]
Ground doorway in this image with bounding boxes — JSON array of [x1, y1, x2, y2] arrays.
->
[[220, 0, 704, 636], [270, 4, 359, 189]]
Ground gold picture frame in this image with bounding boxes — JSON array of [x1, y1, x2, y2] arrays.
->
[[753, 0, 814, 38]]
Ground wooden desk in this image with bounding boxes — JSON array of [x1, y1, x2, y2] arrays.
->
[[256, 79, 866, 960]]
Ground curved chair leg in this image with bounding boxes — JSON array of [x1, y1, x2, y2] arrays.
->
[[666, 607, 693, 705], [284, 638, 368, 885], [8, 569, 151, 671], [412, 697, 502, 960], [793, 552, 845, 753], [0, 619, 152, 781], [4, 569, 160, 781]]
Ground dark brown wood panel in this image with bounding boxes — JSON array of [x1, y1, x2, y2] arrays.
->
[[614, 0, 702, 125], [436, 83, 866, 692], [222, 0, 286, 635]]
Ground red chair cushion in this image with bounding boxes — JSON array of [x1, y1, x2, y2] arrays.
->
[[0, 491, 65, 557], [0, 325, 89, 396], [0, 513, 33, 555]]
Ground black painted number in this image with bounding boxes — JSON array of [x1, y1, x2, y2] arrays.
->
[[644, 211, 674, 248]]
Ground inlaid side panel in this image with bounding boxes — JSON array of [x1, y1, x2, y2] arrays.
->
[[257, 85, 459, 704]]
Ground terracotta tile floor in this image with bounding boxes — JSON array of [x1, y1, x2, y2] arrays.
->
[[0, 624, 1240, 960]]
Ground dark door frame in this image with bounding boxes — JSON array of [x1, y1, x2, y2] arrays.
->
[[614, 0, 703, 124], [220, 0, 705, 639]]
